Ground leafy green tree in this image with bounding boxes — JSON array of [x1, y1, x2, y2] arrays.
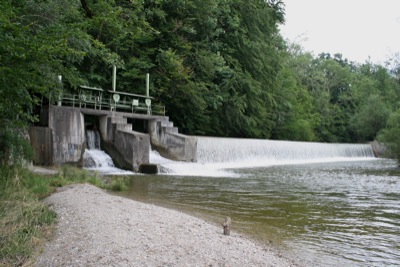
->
[[0, 0, 117, 165], [271, 44, 316, 141], [378, 109, 400, 162], [350, 94, 390, 141]]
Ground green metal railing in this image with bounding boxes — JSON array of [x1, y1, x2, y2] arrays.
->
[[51, 85, 165, 116]]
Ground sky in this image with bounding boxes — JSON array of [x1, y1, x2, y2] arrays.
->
[[279, 0, 400, 64]]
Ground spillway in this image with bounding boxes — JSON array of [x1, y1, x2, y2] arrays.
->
[[151, 137, 375, 176]]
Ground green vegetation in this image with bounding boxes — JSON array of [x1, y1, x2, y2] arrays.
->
[[1, 0, 400, 162], [1, 3, 400, 265], [378, 109, 400, 161], [0, 165, 130, 266]]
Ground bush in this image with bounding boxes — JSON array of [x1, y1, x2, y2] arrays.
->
[[0, 126, 33, 166], [378, 108, 400, 163], [109, 176, 131, 191]]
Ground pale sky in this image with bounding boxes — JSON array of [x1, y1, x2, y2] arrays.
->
[[279, 0, 400, 64]]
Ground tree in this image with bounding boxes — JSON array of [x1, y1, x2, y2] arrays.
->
[[0, 0, 117, 165], [378, 109, 400, 162]]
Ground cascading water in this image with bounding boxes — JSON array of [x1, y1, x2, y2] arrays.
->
[[86, 129, 101, 151], [197, 137, 374, 163], [150, 137, 376, 176], [84, 129, 133, 174]]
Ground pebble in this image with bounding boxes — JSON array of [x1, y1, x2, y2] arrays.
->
[[34, 184, 299, 267]]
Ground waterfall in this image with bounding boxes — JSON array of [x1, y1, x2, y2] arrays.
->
[[86, 129, 101, 150], [196, 137, 375, 164], [150, 137, 376, 177], [84, 130, 114, 168], [84, 130, 132, 174]]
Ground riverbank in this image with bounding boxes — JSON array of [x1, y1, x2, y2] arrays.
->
[[34, 183, 298, 266]]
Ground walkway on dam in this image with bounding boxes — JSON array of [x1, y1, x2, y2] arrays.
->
[[76, 106, 167, 121]]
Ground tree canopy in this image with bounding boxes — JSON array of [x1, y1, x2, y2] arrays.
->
[[2, 0, 400, 164]]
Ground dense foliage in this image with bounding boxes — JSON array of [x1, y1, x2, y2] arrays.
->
[[1, 0, 400, 162]]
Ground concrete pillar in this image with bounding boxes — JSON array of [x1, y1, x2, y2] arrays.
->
[[47, 106, 85, 165], [148, 118, 197, 162]]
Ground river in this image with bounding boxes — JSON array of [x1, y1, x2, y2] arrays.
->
[[116, 158, 400, 266], [108, 137, 399, 266]]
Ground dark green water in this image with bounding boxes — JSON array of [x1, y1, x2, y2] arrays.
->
[[117, 159, 400, 266]]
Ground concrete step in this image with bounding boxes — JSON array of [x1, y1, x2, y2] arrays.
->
[[116, 123, 132, 131], [165, 127, 178, 134], [161, 121, 174, 127], [110, 116, 127, 124]]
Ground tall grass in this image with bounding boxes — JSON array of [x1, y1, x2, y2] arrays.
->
[[0, 165, 131, 266], [0, 167, 56, 267]]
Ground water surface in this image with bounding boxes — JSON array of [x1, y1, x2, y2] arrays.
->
[[118, 159, 400, 266]]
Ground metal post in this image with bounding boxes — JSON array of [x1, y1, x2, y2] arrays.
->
[[146, 73, 150, 97], [57, 75, 62, 106], [112, 65, 117, 91]]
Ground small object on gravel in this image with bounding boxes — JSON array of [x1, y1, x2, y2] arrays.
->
[[222, 216, 231, 236]]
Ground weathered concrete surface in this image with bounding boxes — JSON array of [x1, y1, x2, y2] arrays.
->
[[37, 106, 85, 166], [115, 130, 150, 171], [30, 105, 197, 169], [28, 126, 53, 165], [50, 107, 85, 165], [370, 140, 389, 158], [99, 115, 150, 171], [149, 119, 197, 162]]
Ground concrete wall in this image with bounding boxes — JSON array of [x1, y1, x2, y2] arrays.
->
[[33, 106, 85, 166], [114, 130, 150, 171], [370, 140, 389, 158], [31, 106, 195, 169], [47, 106, 85, 165], [28, 126, 53, 165], [149, 119, 197, 162], [99, 115, 150, 171]]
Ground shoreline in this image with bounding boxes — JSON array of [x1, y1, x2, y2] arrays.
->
[[34, 183, 298, 266]]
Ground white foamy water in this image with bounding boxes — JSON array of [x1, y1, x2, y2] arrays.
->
[[197, 137, 374, 163], [83, 130, 134, 175], [150, 137, 376, 177], [150, 151, 238, 177], [84, 149, 134, 175], [84, 130, 376, 177]]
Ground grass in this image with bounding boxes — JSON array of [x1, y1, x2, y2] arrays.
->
[[0, 165, 131, 267]]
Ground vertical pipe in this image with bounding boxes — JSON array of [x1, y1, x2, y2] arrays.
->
[[57, 75, 62, 106], [146, 73, 150, 97], [112, 65, 117, 91]]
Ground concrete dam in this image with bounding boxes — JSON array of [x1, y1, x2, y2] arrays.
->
[[27, 70, 376, 174], [29, 105, 197, 172]]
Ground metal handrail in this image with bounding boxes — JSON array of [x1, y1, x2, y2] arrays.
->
[[52, 86, 165, 116]]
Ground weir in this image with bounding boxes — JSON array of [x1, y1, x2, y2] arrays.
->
[[28, 69, 374, 173], [196, 137, 375, 163], [28, 69, 197, 171], [29, 105, 197, 171], [150, 137, 376, 176]]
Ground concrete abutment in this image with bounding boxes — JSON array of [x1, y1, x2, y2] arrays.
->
[[28, 106, 197, 172]]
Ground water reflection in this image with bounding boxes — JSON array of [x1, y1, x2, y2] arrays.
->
[[117, 159, 400, 266]]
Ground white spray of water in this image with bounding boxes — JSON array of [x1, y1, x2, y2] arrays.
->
[[150, 137, 376, 177], [83, 130, 376, 177], [83, 130, 134, 175]]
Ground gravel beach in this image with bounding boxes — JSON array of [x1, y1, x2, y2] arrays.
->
[[35, 183, 298, 267]]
